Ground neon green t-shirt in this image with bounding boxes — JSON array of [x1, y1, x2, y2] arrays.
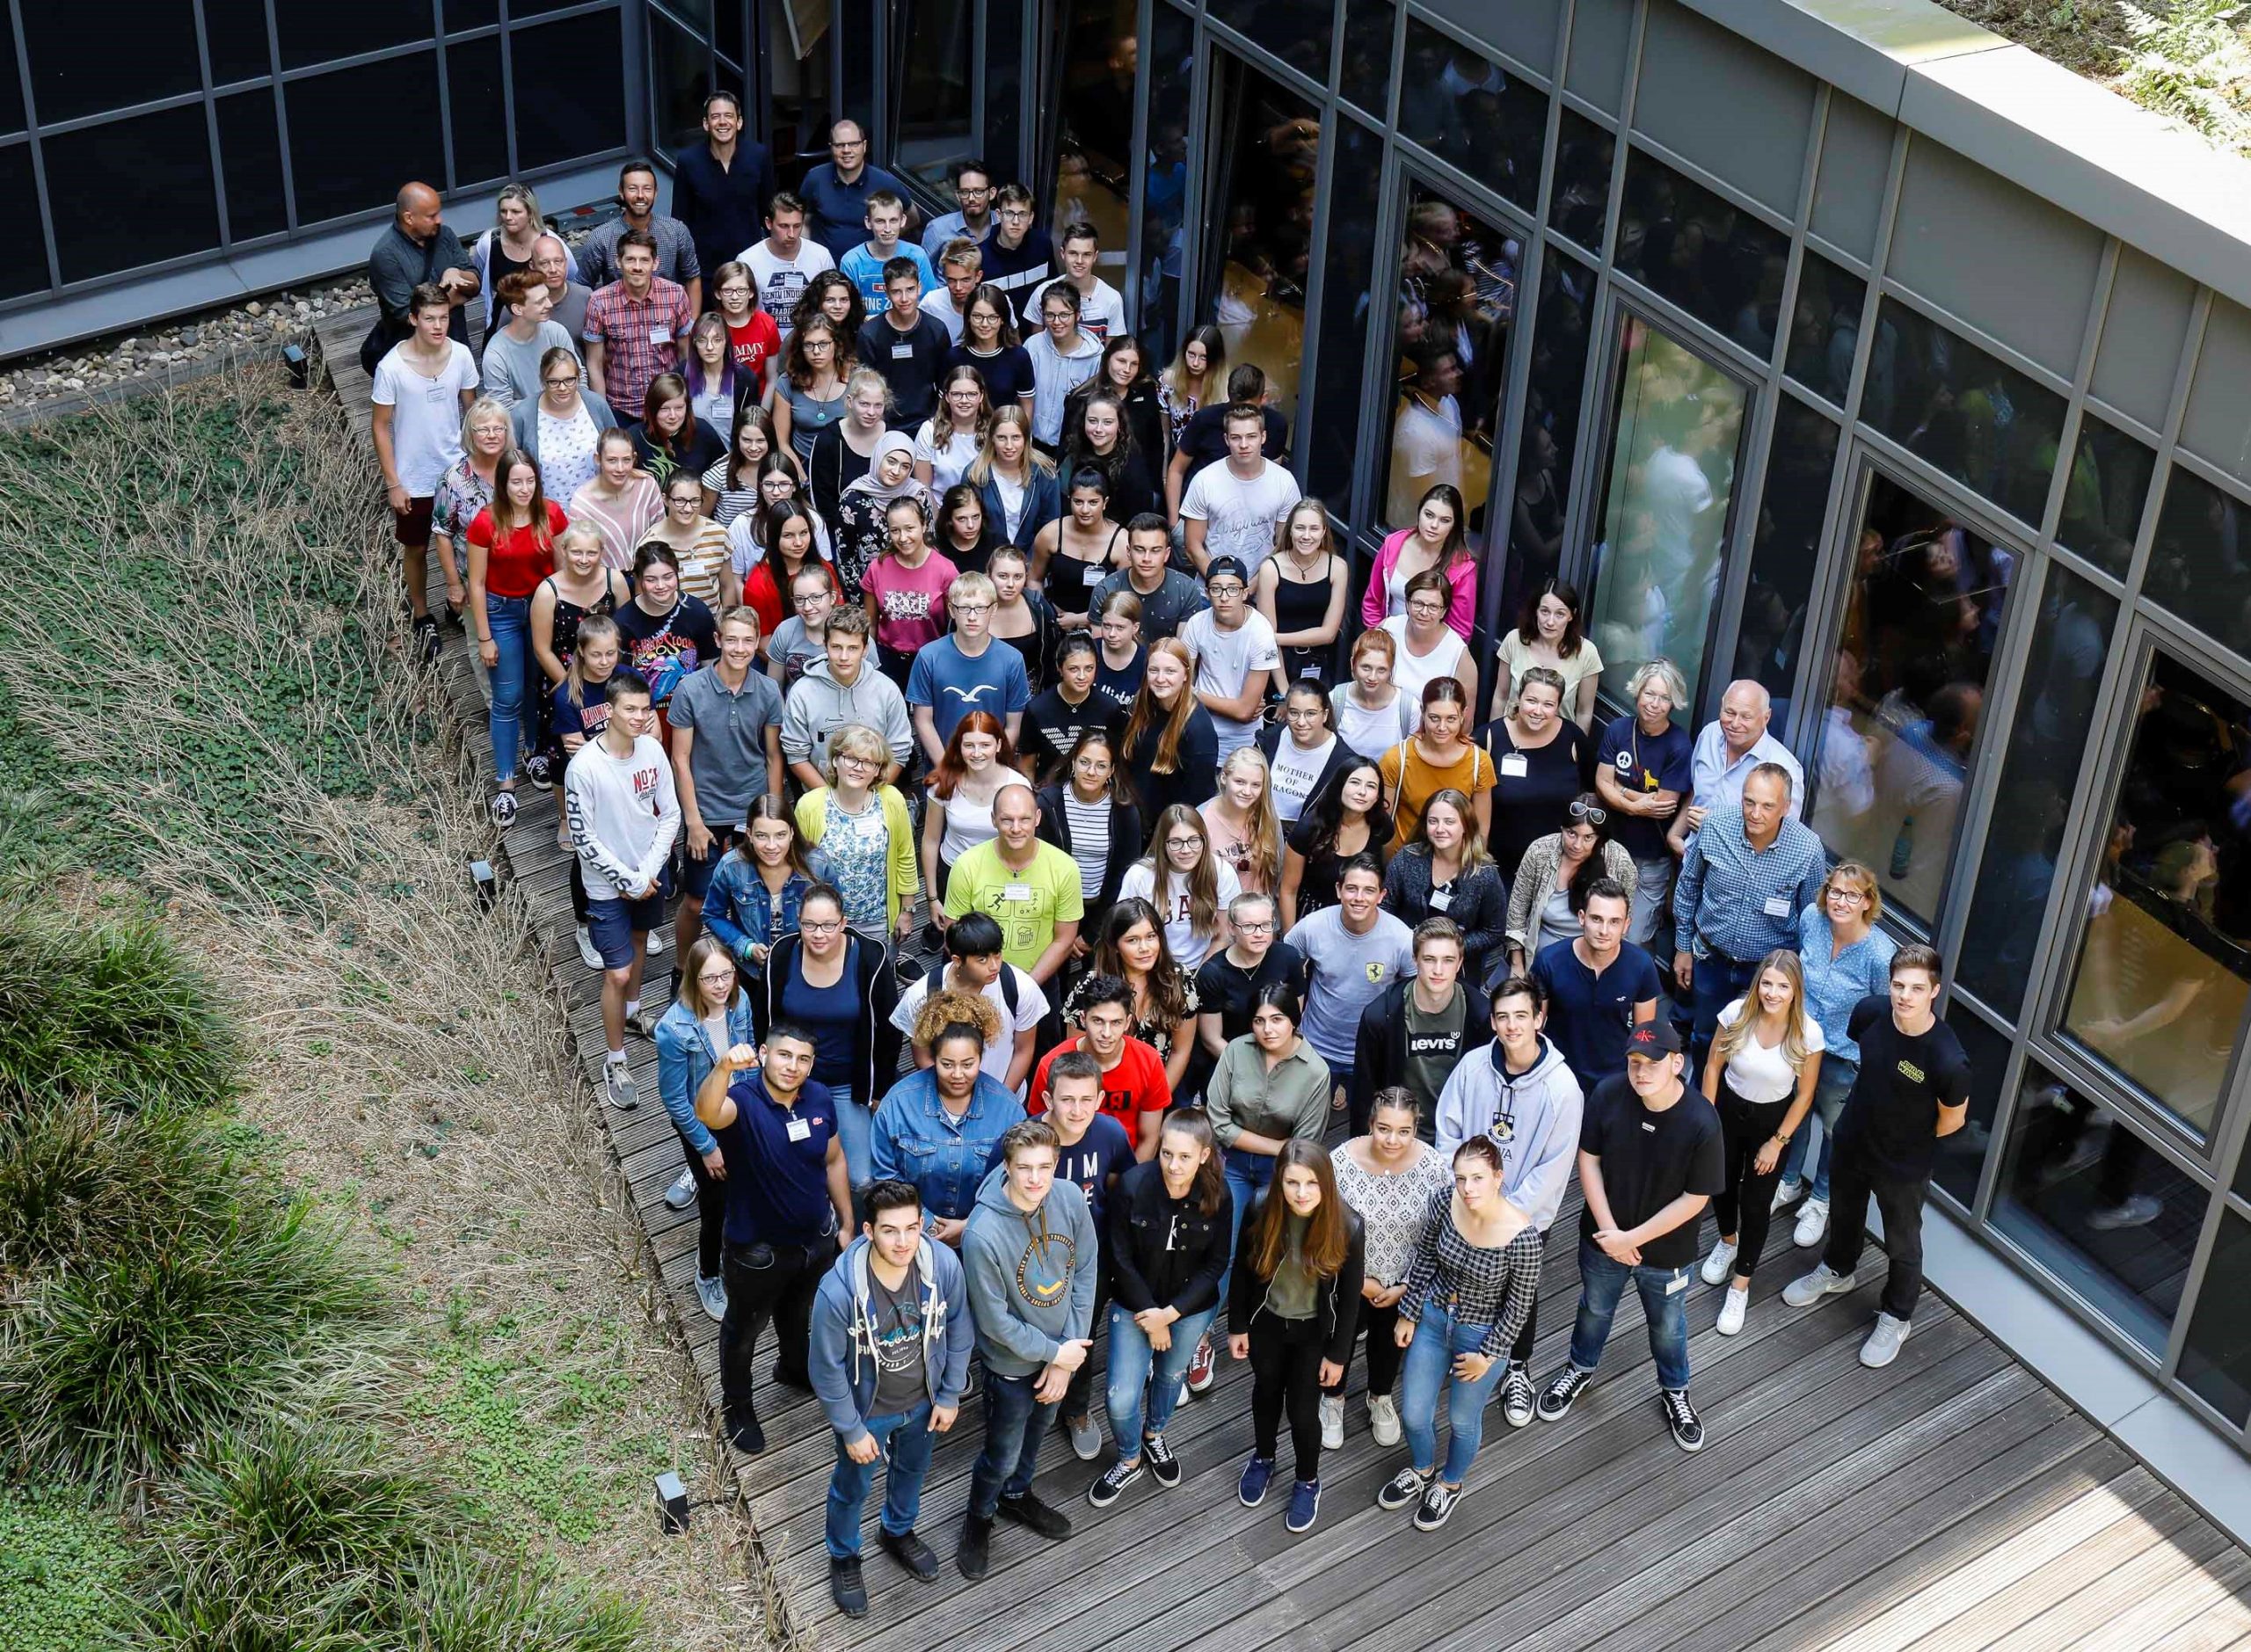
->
[[943, 839, 1086, 972]]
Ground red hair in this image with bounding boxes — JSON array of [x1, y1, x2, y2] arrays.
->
[[928, 710, 1019, 798]]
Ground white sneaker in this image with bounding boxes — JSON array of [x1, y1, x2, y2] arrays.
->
[[646, 926, 667, 955], [1319, 1394, 1344, 1452], [1367, 1394, 1402, 1446], [1793, 1197, 1831, 1248], [664, 1167, 696, 1210], [1700, 1239, 1738, 1287], [1860, 1312, 1911, 1367], [1782, 1263, 1855, 1308], [1716, 1286, 1748, 1335], [575, 924, 602, 970], [1770, 1178, 1804, 1213]]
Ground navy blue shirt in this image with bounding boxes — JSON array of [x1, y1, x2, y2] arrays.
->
[[1044, 1111, 1135, 1233], [1533, 937, 1664, 1087], [781, 959, 861, 1088], [671, 138, 778, 275], [798, 162, 908, 258], [716, 1072, 838, 1244], [1596, 714, 1693, 861]]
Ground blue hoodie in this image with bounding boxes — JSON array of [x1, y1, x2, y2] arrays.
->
[[809, 1233, 976, 1445], [869, 1069, 1027, 1228]]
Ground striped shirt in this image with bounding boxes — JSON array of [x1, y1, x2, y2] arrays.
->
[[1672, 809, 1830, 964], [1063, 795, 1109, 899]]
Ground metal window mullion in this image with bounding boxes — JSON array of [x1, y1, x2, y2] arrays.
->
[[1625, 133, 1796, 244], [1345, 134, 1406, 538], [498, 0, 519, 179], [434, 0, 458, 193], [190, 0, 231, 248], [1198, 16, 1326, 107], [1398, 0, 1551, 91], [9, 0, 59, 291], [18, 86, 213, 138], [1124, 0, 1151, 336], [1873, 277, 2077, 404], [261, 0, 295, 232], [2167, 1064, 2251, 1385], [1292, 103, 1335, 497], [1596, 266, 1767, 381], [1176, 15, 1213, 342], [2078, 391, 2167, 453], [1592, 0, 1643, 280], [1389, 138, 1538, 253], [1801, 226, 1871, 279]]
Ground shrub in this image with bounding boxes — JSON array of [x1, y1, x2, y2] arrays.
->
[[404, 1551, 644, 1652], [0, 1101, 243, 1287]]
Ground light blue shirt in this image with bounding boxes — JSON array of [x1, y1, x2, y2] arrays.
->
[[1689, 721, 1805, 819], [1796, 904, 1897, 1064], [839, 241, 937, 317], [1672, 809, 1829, 963], [921, 210, 994, 258]]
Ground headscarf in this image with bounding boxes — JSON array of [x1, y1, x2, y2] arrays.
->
[[841, 432, 932, 515]]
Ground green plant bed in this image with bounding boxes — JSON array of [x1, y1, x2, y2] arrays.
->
[[0, 1483, 135, 1652]]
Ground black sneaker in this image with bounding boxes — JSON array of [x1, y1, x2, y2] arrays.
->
[[1536, 1366, 1593, 1423], [878, 1527, 939, 1581], [996, 1490, 1073, 1539], [1498, 1364, 1536, 1428], [956, 1514, 992, 1581], [1376, 1466, 1428, 1512], [1088, 1458, 1145, 1509], [725, 1407, 765, 1455], [1142, 1432, 1181, 1488], [1660, 1388, 1704, 1452], [523, 752, 554, 789], [1413, 1479, 1461, 1532], [828, 1554, 867, 1619], [489, 788, 519, 827], [413, 614, 441, 664]]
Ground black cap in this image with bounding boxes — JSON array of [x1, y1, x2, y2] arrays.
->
[[1627, 1019, 1683, 1058], [1206, 555, 1249, 586]]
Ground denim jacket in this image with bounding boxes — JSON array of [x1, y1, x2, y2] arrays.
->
[[653, 993, 755, 1157], [868, 1067, 1027, 1227], [701, 854, 811, 973]]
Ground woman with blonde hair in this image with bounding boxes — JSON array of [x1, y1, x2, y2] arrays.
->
[[1592, 657, 1693, 949], [970, 402, 1064, 558], [794, 722, 920, 945], [1120, 637, 1220, 821], [1699, 949, 1825, 1335], [431, 394, 515, 615], [1120, 803, 1241, 971], [1258, 499, 1349, 687], [472, 182, 575, 330], [1202, 746, 1283, 898]]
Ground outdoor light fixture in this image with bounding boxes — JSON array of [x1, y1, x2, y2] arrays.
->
[[281, 342, 309, 389], [655, 1473, 690, 1534], [469, 857, 498, 913]]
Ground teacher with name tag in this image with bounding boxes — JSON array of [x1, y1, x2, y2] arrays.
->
[[942, 782, 1085, 993]]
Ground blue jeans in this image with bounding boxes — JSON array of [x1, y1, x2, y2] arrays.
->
[[1219, 1148, 1276, 1312], [484, 593, 531, 783], [968, 1367, 1053, 1519], [1105, 1300, 1219, 1457], [1568, 1234, 1693, 1393], [1781, 1057, 1856, 1201], [1689, 952, 1761, 1068], [1399, 1296, 1511, 1484], [825, 1401, 935, 1559], [825, 1084, 868, 1189]]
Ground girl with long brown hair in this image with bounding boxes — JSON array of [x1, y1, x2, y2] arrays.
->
[[1060, 896, 1198, 1090], [1203, 746, 1285, 898], [1120, 637, 1220, 822], [1119, 803, 1240, 972]]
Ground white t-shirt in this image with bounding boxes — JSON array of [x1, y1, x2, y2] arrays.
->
[[1329, 686, 1414, 761], [1181, 459, 1303, 577], [1024, 274, 1128, 344], [740, 238, 836, 340], [1118, 860, 1242, 971], [1179, 608, 1282, 759], [1716, 998, 1827, 1105], [914, 419, 983, 494], [890, 963, 1049, 1094], [1378, 615, 1468, 735], [928, 289, 969, 344], [1267, 731, 1337, 823], [371, 340, 480, 494]]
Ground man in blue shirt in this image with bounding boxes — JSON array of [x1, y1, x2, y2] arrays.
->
[[1533, 877, 1665, 1089], [696, 1021, 853, 1455], [670, 91, 777, 282], [798, 119, 910, 259], [907, 571, 1031, 761], [920, 158, 997, 258], [1669, 679, 1805, 856]]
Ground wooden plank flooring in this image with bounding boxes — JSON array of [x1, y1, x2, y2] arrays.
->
[[310, 302, 2251, 1650]]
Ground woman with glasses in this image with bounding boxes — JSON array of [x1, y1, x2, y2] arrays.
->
[[432, 395, 514, 622], [738, 499, 839, 642], [943, 281, 1038, 419], [1378, 569, 1478, 732], [795, 724, 920, 949], [1258, 681, 1355, 828], [1258, 500, 1350, 688], [654, 935, 756, 1324], [1504, 792, 1639, 977], [1478, 665, 1589, 881], [1038, 727, 1144, 954], [752, 883, 902, 1190], [766, 558, 854, 692], [1593, 658, 1694, 950], [1384, 788, 1506, 988], [509, 346, 619, 508], [708, 258, 781, 403], [1119, 803, 1242, 972], [640, 464, 735, 609], [914, 364, 993, 495], [769, 315, 850, 468]]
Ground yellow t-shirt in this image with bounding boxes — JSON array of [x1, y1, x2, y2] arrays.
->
[[943, 839, 1087, 972]]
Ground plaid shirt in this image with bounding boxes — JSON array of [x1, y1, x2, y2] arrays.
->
[[584, 276, 691, 418], [1672, 808, 1829, 963]]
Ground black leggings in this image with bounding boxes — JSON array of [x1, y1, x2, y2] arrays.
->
[[680, 1128, 724, 1282], [1249, 1314, 1325, 1482], [1712, 1084, 1793, 1281], [1323, 1295, 1405, 1400]]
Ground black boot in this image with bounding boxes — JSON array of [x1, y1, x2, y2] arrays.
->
[[828, 1554, 868, 1619], [880, 1526, 940, 1581], [956, 1512, 994, 1581], [725, 1406, 765, 1455], [996, 1489, 1075, 1539]]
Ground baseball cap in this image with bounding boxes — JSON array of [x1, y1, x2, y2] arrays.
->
[[1206, 555, 1249, 586], [1626, 1019, 1683, 1058]]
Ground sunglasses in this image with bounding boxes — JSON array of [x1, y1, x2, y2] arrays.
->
[[1568, 800, 1608, 825]]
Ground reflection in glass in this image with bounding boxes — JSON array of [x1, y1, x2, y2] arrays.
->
[[24, 1, 199, 122], [2181, 1210, 2251, 1424], [215, 91, 289, 244], [1200, 60, 1320, 423], [1340, 0, 1395, 114], [1808, 472, 2012, 928], [1584, 317, 1745, 708], [890, 0, 976, 196], [1502, 250, 1595, 628], [447, 34, 511, 189], [1934, 1004, 2010, 1209], [1050, 0, 1138, 269], [1397, 21, 1547, 209], [649, 11, 711, 156], [1209, 0, 1335, 82], [1547, 109, 1614, 255], [1993, 1069, 2197, 1353], [1783, 253, 1866, 406], [1733, 398, 1839, 706], [513, 11, 630, 174], [765, 0, 832, 176], [1139, 4, 1194, 369], [2056, 416, 2153, 581], [287, 55, 443, 226], [1862, 298, 2065, 528], [2063, 651, 2251, 1139], [1956, 568, 2118, 1023], [1386, 186, 1515, 530], [1614, 150, 1789, 358], [2144, 468, 2251, 663], [1307, 118, 1383, 506]]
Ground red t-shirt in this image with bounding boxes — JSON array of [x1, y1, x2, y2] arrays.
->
[[743, 554, 842, 638], [466, 500, 569, 599], [1029, 1034, 1173, 1142], [727, 313, 782, 398]]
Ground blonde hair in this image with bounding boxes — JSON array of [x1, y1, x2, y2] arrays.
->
[[557, 520, 604, 563], [1122, 637, 1198, 775], [1213, 747, 1282, 891], [463, 395, 512, 440], [824, 722, 890, 788], [1415, 785, 1492, 878], [1713, 950, 1815, 1076], [913, 986, 1001, 1052], [949, 569, 998, 608], [1826, 858, 1883, 928], [966, 404, 1057, 484]]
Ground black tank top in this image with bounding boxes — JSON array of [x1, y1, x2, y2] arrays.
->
[[543, 575, 619, 666], [1270, 554, 1338, 685]]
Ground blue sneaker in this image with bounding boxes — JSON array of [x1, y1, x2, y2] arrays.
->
[[1237, 1455, 1274, 1507], [1286, 1477, 1321, 1534]]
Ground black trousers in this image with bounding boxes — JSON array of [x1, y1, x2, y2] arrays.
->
[[1510, 1292, 1538, 1368], [1062, 1270, 1111, 1420], [1249, 1314, 1325, 1482], [1323, 1295, 1405, 1400], [720, 1233, 828, 1416], [678, 1127, 724, 1283], [1713, 1085, 1792, 1281], [1822, 1139, 1929, 1321]]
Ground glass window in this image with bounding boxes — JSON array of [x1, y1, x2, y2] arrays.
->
[[1992, 1068, 2200, 1354], [889, 0, 975, 198], [24, 2, 200, 124], [215, 91, 289, 243], [1547, 108, 1614, 255], [2180, 1209, 2251, 1425], [1583, 314, 1746, 711], [449, 0, 502, 28], [765, 0, 832, 176], [1862, 298, 2065, 530], [1732, 397, 1838, 704], [2061, 649, 2251, 1141], [649, 12, 711, 158], [2144, 469, 2251, 663], [286, 54, 444, 227], [274, 0, 434, 70], [1807, 471, 2014, 929], [1051, 0, 1139, 292], [1397, 21, 1545, 210], [1956, 567, 2118, 1022], [2056, 416, 2153, 581], [1784, 252, 1865, 407], [514, 0, 600, 12], [1209, 0, 1335, 84], [1198, 57, 1319, 425], [0, 21, 22, 135], [201, 0, 274, 87], [1934, 1003, 2011, 1209], [978, 0, 1019, 212], [1138, 4, 1194, 370], [1500, 248, 1595, 628], [0, 146, 45, 299], [44, 106, 221, 284], [1339, 0, 1395, 115], [1383, 185, 1516, 534], [446, 34, 510, 189], [1614, 149, 1788, 359], [511, 11, 629, 172], [1306, 117, 1382, 512]]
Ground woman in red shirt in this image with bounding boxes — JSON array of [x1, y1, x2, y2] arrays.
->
[[467, 448, 569, 826]]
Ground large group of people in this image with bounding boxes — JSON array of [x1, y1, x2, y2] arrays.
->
[[365, 126, 1970, 1619]]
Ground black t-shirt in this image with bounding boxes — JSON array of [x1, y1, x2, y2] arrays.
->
[[1022, 684, 1123, 783], [1479, 717, 1590, 877], [1193, 942, 1308, 1043], [1577, 1074, 1726, 1270], [614, 594, 719, 706], [1176, 403, 1290, 469], [1833, 997, 1973, 1178], [857, 312, 952, 427]]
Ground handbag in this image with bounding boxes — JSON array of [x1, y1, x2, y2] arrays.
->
[[360, 229, 448, 378]]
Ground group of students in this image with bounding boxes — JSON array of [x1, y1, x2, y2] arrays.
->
[[362, 149, 1976, 1621]]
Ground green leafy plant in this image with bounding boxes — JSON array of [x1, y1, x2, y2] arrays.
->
[[0, 1483, 135, 1652], [0, 1101, 243, 1285]]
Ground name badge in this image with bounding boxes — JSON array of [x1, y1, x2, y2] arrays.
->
[[650, 326, 674, 345], [1002, 883, 1034, 902], [1429, 888, 1453, 912], [1300, 665, 1322, 678], [1498, 753, 1529, 778], [425, 384, 453, 404], [1665, 1270, 1689, 1295], [892, 342, 915, 360], [785, 1117, 812, 1141], [1763, 896, 1793, 918]]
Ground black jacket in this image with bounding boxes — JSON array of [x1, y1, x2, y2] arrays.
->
[[754, 930, 901, 1106], [1257, 724, 1358, 813], [1350, 978, 1496, 1137], [1036, 782, 1144, 916], [1228, 1189, 1366, 1365], [1108, 1159, 1234, 1318]]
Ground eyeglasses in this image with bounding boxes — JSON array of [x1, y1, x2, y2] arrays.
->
[[1407, 599, 1446, 616], [1237, 920, 1276, 934], [793, 592, 830, 608], [1206, 582, 1245, 597], [1164, 836, 1204, 851], [836, 753, 878, 768], [802, 919, 843, 934], [951, 601, 992, 616], [696, 970, 737, 986], [543, 374, 580, 387], [1568, 800, 1608, 825], [1826, 886, 1868, 905]]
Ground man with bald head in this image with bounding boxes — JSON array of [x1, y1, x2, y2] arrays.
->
[[531, 233, 594, 348], [369, 182, 477, 349], [798, 119, 910, 259], [942, 782, 1082, 986], [1668, 678, 1806, 854]]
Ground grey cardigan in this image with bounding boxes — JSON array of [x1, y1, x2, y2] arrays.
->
[[1504, 833, 1640, 950], [508, 391, 619, 467]]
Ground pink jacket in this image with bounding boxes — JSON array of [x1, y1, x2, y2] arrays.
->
[[1361, 528, 1477, 639]]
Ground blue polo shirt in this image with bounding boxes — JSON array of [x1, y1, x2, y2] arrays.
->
[[1532, 937, 1665, 1088], [715, 1070, 838, 1245]]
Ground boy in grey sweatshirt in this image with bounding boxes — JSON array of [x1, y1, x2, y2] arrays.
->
[[955, 1117, 1099, 1581], [779, 612, 914, 789]]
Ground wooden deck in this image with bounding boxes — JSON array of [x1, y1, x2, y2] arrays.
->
[[311, 304, 2251, 1651]]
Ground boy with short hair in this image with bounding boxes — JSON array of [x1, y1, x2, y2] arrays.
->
[[840, 190, 937, 315]]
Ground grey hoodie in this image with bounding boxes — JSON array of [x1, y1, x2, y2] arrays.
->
[[1432, 1035, 1584, 1232], [959, 1162, 1100, 1379], [779, 657, 915, 772]]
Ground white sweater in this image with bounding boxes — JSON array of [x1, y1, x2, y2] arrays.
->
[[565, 734, 681, 898]]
